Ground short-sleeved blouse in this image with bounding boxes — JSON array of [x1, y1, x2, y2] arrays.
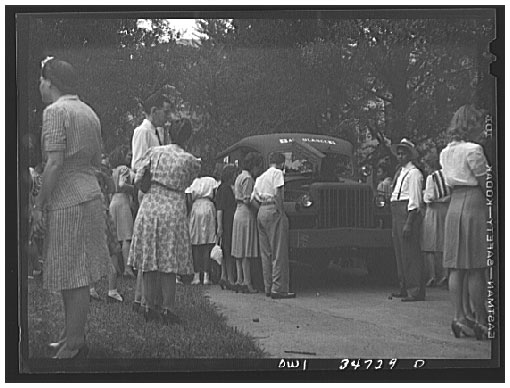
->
[[41, 95, 102, 210], [440, 141, 487, 187], [234, 170, 254, 203]]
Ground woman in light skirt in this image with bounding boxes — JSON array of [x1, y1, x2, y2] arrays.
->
[[440, 105, 489, 340], [231, 152, 264, 293]]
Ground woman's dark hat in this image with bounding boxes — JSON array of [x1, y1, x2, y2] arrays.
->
[[391, 138, 419, 160]]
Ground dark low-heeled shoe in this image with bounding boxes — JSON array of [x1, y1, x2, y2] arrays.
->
[[144, 308, 162, 323], [426, 278, 436, 287], [132, 301, 142, 313], [465, 316, 476, 330], [218, 279, 227, 290], [161, 309, 181, 325], [225, 281, 235, 291], [474, 322, 488, 340], [242, 285, 258, 294], [451, 319, 475, 338], [437, 277, 448, 287], [271, 292, 296, 299]]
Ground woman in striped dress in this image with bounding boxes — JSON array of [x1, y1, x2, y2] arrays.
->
[[32, 58, 109, 358], [231, 152, 264, 293]]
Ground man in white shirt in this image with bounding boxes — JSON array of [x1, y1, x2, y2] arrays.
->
[[389, 138, 425, 302], [131, 92, 172, 312], [131, 93, 172, 172], [252, 153, 295, 299]]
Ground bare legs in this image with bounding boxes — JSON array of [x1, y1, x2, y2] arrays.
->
[[122, 240, 135, 277], [160, 273, 177, 311], [449, 267, 487, 338], [467, 269, 487, 324], [54, 286, 89, 357], [425, 252, 436, 286], [241, 258, 253, 288], [448, 269, 466, 321], [235, 259, 243, 286], [221, 252, 235, 285], [108, 254, 119, 292]]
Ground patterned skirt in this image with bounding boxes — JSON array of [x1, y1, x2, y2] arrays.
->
[[231, 203, 259, 259], [43, 198, 109, 291], [128, 184, 194, 275], [443, 186, 487, 269]]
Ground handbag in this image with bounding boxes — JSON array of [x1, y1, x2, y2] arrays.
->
[[210, 240, 223, 265]]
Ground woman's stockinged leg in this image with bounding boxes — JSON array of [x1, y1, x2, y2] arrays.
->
[[242, 257, 252, 287], [226, 253, 236, 284], [160, 272, 177, 311], [468, 269, 488, 324], [61, 286, 89, 351], [462, 274, 474, 319], [122, 240, 135, 276], [235, 258, 243, 285], [108, 256, 118, 291], [449, 269, 467, 321], [425, 252, 436, 285]]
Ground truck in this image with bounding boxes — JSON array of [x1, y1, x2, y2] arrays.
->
[[217, 133, 396, 282]]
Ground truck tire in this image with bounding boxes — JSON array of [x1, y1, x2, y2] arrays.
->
[[366, 248, 398, 286]]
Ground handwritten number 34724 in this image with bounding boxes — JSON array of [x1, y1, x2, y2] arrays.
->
[[339, 359, 398, 370]]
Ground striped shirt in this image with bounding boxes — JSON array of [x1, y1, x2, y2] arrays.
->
[[423, 169, 451, 204], [41, 95, 102, 210]]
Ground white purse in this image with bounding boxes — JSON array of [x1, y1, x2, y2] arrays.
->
[[210, 241, 223, 265]]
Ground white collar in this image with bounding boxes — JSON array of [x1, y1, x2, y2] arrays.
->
[[56, 94, 79, 102], [401, 161, 415, 172]]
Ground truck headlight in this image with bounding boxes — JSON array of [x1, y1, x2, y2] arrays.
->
[[300, 193, 313, 208], [360, 165, 372, 177], [375, 194, 386, 208]]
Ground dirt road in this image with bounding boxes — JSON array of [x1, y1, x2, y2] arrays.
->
[[205, 269, 492, 359]]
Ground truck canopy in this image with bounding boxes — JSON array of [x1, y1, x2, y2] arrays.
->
[[216, 133, 353, 160]]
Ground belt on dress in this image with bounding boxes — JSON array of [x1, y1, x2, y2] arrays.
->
[[151, 181, 182, 193]]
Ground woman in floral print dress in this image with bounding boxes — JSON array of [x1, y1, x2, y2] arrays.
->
[[128, 119, 200, 324]]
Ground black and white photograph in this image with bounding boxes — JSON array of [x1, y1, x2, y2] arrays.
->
[[7, 5, 503, 382]]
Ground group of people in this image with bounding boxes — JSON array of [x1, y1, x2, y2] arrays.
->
[[29, 57, 295, 358], [29, 57, 490, 359], [376, 104, 490, 341]]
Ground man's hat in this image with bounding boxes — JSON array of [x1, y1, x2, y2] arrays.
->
[[391, 138, 419, 160]]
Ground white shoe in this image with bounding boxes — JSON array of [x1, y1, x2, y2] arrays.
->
[[176, 276, 184, 285], [108, 290, 124, 302], [191, 273, 201, 285], [89, 288, 101, 301], [203, 273, 212, 285]]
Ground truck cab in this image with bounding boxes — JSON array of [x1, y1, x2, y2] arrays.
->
[[217, 133, 395, 280]]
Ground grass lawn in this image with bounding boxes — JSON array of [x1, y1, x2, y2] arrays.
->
[[27, 274, 267, 359]]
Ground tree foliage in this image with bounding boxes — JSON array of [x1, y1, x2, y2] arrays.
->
[[24, 14, 495, 174]]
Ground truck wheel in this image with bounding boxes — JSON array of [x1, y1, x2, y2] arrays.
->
[[289, 249, 331, 288], [366, 248, 398, 286]]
